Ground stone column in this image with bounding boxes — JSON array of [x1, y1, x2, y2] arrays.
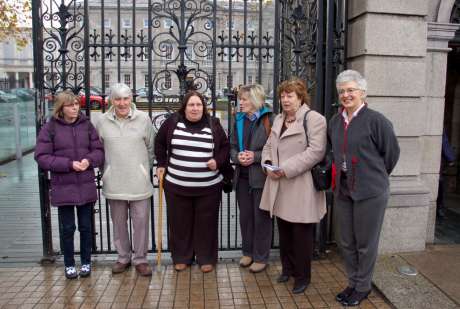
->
[[423, 22, 459, 242], [346, 0, 431, 253]]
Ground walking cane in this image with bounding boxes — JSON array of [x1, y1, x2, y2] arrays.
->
[[156, 174, 164, 272]]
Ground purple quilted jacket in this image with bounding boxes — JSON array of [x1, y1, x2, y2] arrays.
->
[[34, 114, 105, 206]]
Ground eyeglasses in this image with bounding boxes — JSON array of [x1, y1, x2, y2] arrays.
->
[[338, 88, 361, 95], [63, 102, 80, 107]]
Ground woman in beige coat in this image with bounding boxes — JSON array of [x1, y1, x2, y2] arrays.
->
[[260, 79, 327, 294]]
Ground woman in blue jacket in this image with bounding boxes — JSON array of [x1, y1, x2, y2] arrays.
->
[[230, 84, 274, 273]]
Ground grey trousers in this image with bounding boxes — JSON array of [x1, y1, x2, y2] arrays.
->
[[236, 177, 272, 263], [334, 189, 389, 292], [108, 198, 150, 266]]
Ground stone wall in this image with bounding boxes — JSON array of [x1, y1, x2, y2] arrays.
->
[[346, 0, 432, 253]]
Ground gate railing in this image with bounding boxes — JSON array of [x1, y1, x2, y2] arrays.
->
[[32, 0, 346, 260]]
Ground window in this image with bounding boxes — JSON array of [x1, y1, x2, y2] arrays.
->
[[165, 72, 171, 89], [248, 21, 256, 31], [206, 44, 213, 60], [247, 75, 253, 84], [143, 18, 149, 28], [124, 74, 131, 86], [186, 45, 194, 60], [226, 73, 233, 86], [166, 44, 173, 60], [225, 20, 235, 30], [144, 75, 149, 88], [122, 18, 131, 28], [104, 18, 111, 28], [104, 74, 110, 88], [164, 19, 173, 29]]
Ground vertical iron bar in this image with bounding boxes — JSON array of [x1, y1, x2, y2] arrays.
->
[[84, 1, 91, 115], [257, 0, 262, 82], [132, 0, 137, 98], [243, 0, 247, 85], [212, 0, 217, 115], [272, 0, 281, 113], [324, 0, 334, 117], [315, 0, 325, 112], [101, 0, 106, 112], [33, 0, 55, 262], [117, 0, 121, 82]]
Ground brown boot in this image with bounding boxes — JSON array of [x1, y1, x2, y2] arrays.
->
[[249, 262, 267, 273], [174, 263, 188, 271], [239, 256, 253, 267], [112, 261, 131, 274], [135, 263, 152, 276], [200, 264, 214, 273]]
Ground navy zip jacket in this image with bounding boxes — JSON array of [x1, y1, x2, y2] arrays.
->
[[328, 105, 400, 201]]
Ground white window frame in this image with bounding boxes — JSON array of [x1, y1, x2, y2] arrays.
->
[[124, 74, 131, 86], [143, 18, 149, 28], [122, 18, 132, 28], [104, 18, 111, 28]]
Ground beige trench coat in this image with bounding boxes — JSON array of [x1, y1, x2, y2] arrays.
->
[[260, 104, 327, 223]]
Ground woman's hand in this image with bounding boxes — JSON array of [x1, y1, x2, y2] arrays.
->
[[238, 151, 254, 167], [72, 161, 83, 171], [156, 167, 165, 180], [80, 159, 90, 171], [267, 169, 285, 179], [207, 159, 217, 171]]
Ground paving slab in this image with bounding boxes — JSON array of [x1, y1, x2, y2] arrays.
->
[[373, 252, 458, 309]]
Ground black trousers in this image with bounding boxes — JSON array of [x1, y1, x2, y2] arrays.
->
[[165, 190, 220, 265], [277, 217, 314, 286]]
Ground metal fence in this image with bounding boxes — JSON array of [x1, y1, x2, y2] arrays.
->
[[32, 0, 347, 259]]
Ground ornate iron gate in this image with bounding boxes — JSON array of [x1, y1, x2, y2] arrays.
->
[[32, 0, 346, 259]]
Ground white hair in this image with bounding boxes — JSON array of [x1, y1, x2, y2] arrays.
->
[[238, 84, 266, 110], [109, 83, 132, 101], [336, 70, 368, 92]]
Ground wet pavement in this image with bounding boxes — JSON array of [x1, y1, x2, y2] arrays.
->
[[2, 155, 460, 308]]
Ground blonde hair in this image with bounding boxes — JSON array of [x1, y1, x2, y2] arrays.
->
[[52, 90, 79, 119], [238, 84, 265, 110]]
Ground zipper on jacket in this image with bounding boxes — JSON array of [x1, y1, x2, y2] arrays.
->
[[72, 125, 82, 202]]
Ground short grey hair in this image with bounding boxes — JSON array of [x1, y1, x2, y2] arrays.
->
[[109, 83, 132, 101], [336, 69, 368, 92], [238, 84, 265, 110]]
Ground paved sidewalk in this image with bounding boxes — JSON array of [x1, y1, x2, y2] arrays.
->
[[0, 259, 391, 309]]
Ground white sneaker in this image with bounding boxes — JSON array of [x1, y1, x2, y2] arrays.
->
[[79, 264, 91, 277], [65, 266, 78, 279]]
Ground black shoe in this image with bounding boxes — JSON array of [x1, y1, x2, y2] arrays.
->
[[292, 283, 308, 294], [277, 274, 289, 283], [336, 286, 354, 302], [341, 290, 370, 306]]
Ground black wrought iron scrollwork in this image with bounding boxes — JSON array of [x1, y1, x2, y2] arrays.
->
[[149, 0, 214, 96], [41, 0, 85, 94], [280, 0, 318, 91]]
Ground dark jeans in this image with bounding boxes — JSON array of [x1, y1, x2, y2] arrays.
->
[[58, 203, 93, 267]]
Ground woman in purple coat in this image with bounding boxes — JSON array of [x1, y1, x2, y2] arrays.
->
[[35, 90, 104, 279]]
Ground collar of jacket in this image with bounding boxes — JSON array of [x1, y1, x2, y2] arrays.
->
[[236, 106, 272, 151], [53, 112, 88, 126]]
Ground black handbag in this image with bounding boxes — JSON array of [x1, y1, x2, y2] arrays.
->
[[303, 110, 332, 191]]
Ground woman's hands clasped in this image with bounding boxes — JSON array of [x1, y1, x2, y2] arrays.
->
[[238, 150, 255, 167]]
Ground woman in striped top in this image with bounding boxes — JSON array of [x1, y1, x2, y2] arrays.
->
[[154, 91, 230, 273]]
